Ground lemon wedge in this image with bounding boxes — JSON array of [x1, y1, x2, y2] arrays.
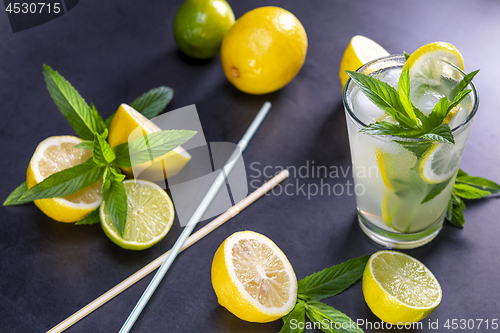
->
[[211, 231, 297, 323], [339, 35, 390, 90], [108, 104, 191, 181], [363, 251, 442, 324], [27, 136, 102, 222]]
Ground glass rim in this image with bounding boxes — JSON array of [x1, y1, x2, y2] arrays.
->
[[342, 54, 479, 142]]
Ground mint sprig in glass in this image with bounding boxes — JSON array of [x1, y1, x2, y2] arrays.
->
[[342, 45, 485, 249]]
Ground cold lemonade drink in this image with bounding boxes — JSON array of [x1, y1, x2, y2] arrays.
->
[[343, 53, 478, 248]]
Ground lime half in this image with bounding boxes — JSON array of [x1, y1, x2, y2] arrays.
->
[[363, 251, 442, 324], [100, 180, 175, 250]]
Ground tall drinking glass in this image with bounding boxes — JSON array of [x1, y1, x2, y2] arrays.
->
[[343, 54, 478, 249]]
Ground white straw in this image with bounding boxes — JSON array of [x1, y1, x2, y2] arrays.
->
[[46, 168, 288, 333], [118, 102, 272, 332]]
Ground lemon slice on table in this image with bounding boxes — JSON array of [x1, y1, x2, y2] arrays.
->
[[100, 180, 174, 250], [211, 231, 297, 323], [339, 35, 390, 90], [363, 251, 442, 324], [27, 136, 102, 223], [108, 103, 191, 181]]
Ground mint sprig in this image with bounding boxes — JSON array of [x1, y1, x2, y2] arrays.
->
[[3, 65, 196, 239], [446, 169, 500, 228], [280, 255, 369, 333]]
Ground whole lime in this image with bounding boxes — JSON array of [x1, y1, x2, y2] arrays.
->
[[173, 0, 235, 59]]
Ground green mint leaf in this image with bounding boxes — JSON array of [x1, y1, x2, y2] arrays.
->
[[451, 191, 466, 209], [456, 169, 500, 194], [109, 166, 126, 181], [280, 301, 305, 333], [450, 89, 472, 111], [305, 302, 363, 333], [93, 133, 115, 165], [113, 129, 196, 168], [75, 209, 101, 225], [130, 86, 174, 120], [398, 66, 419, 127], [103, 179, 128, 237], [345, 70, 413, 127], [447, 202, 465, 228], [404, 52, 411, 61], [43, 65, 102, 140], [449, 69, 479, 101], [413, 107, 432, 130], [396, 141, 433, 159], [428, 97, 451, 127], [359, 121, 421, 137], [3, 181, 28, 206], [419, 123, 454, 144], [90, 103, 106, 135], [101, 167, 112, 193], [453, 183, 491, 199], [421, 176, 453, 204], [74, 140, 94, 150], [297, 255, 370, 301], [18, 159, 105, 203]]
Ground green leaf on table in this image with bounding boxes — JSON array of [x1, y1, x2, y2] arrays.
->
[[449, 69, 479, 101], [297, 255, 370, 301], [3, 181, 28, 206], [404, 52, 411, 61], [345, 70, 414, 128], [453, 183, 491, 199], [43, 65, 104, 140], [18, 159, 105, 203], [130, 86, 174, 120], [451, 191, 466, 209], [455, 169, 500, 194], [419, 123, 454, 144], [75, 208, 101, 225], [93, 132, 115, 165], [359, 121, 421, 137], [398, 66, 419, 126], [103, 179, 128, 237], [421, 176, 453, 204], [74, 140, 94, 150], [113, 129, 196, 168], [447, 202, 465, 228], [280, 301, 305, 333], [305, 302, 363, 333]]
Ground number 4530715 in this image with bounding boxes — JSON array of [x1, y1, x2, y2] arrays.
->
[[6, 3, 61, 14]]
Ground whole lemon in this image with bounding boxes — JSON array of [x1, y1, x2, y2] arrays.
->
[[221, 7, 308, 94], [173, 0, 235, 59]]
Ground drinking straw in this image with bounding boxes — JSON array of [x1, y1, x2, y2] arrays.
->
[[46, 168, 287, 333], [118, 101, 272, 332]]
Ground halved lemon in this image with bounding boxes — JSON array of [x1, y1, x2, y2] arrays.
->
[[211, 231, 297, 323], [26, 136, 102, 223], [339, 35, 390, 90], [363, 251, 442, 324], [100, 179, 174, 250], [108, 104, 191, 181], [403, 42, 464, 87]]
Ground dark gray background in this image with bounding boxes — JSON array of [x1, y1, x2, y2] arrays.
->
[[1, 0, 499, 332]]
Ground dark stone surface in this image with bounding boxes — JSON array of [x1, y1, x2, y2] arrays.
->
[[1, 0, 499, 332]]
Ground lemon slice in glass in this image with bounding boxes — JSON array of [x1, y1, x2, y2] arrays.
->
[[419, 143, 463, 184], [100, 179, 174, 250], [211, 231, 297, 323], [363, 250, 442, 324]]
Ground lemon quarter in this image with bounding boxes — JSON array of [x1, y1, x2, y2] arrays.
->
[[211, 231, 297, 322], [363, 251, 442, 324], [27, 136, 102, 223]]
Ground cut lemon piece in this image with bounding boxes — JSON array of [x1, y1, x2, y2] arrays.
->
[[26, 136, 102, 223], [340, 35, 390, 90], [211, 231, 297, 323], [403, 42, 464, 86], [108, 103, 191, 181], [363, 251, 442, 324], [100, 180, 174, 250], [419, 143, 462, 184]]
